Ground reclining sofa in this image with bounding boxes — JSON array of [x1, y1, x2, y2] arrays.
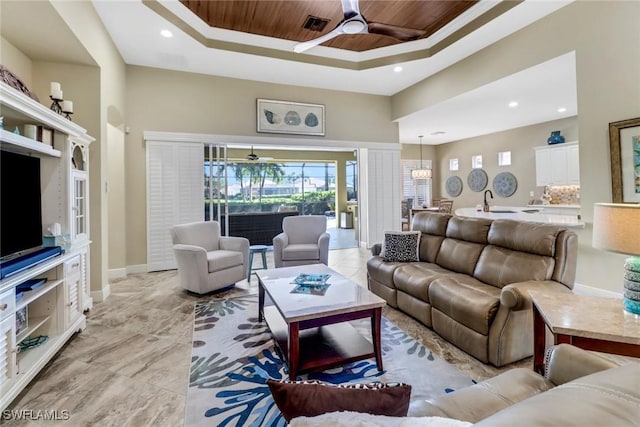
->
[[367, 212, 578, 366], [409, 344, 639, 426]]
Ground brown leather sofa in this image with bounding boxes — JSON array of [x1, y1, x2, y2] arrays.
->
[[409, 344, 640, 426], [367, 212, 578, 366]]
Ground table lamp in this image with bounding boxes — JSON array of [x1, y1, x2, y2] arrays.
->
[[592, 203, 640, 315]]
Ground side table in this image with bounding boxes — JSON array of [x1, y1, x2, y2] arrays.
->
[[530, 291, 640, 375], [248, 245, 268, 282]]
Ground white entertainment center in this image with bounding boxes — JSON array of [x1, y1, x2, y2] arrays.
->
[[0, 82, 93, 410]]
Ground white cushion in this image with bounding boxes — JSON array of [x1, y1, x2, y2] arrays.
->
[[282, 244, 320, 261], [289, 411, 473, 427], [207, 250, 243, 273]]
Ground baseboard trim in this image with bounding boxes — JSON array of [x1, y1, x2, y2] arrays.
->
[[126, 264, 147, 275], [108, 268, 127, 280], [573, 282, 622, 298], [91, 284, 111, 303]]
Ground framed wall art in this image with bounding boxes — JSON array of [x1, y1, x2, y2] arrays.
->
[[609, 117, 640, 203], [257, 99, 325, 136]]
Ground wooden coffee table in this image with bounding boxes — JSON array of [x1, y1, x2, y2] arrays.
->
[[530, 291, 640, 375], [257, 264, 386, 380]]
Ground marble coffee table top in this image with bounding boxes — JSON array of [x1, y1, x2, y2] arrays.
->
[[256, 264, 385, 323], [529, 291, 640, 345]]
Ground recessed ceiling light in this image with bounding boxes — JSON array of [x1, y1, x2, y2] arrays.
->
[[557, 107, 567, 113], [393, 66, 403, 73], [430, 131, 446, 135], [160, 29, 173, 38], [508, 101, 518, 108]]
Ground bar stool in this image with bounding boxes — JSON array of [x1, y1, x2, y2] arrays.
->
[[248, 245, 268, 282]]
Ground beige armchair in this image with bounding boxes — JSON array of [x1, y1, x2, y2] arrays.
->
[[273, 215, 330, 268], [170, 221, 249, 294]]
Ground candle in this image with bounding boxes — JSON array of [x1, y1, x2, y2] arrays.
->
[[51, 89, 63, 100], [61, 100, 73, 113], [50, 82, 61, 95]]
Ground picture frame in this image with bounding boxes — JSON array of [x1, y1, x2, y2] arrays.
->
[[256, 99, 325, 136], [608, 117, 640, 203], [37, 126, 53, 148]]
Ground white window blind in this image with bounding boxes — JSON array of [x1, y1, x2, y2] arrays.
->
[[401, 159, 432, 207]]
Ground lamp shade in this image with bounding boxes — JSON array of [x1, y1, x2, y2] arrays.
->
[[592, 203, 640, 256], [411, 169, 432, 180]]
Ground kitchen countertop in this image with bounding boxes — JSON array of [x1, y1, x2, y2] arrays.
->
[[527, 204, 581, 209], [455, 206, 585, 228]]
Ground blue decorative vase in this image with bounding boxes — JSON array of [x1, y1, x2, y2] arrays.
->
[[547, 131, 565, 145]]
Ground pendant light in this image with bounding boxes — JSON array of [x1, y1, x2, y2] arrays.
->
[[411, 135, 432, 179]]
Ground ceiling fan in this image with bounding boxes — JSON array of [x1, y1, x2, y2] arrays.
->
[[293, 0, 426, 53], [245, 146, 273, 162]]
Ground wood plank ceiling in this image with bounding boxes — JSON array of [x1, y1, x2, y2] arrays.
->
[[180, 0, 478, 52]]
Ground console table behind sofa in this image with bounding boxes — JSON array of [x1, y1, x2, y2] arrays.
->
[[219, 211, 299, 245]]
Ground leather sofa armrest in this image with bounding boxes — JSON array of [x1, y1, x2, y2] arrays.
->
[[544, 344, 620, 386], [500, 281, 572, 311], [408, 368, 554, 423], [371, 243, 382, 256]]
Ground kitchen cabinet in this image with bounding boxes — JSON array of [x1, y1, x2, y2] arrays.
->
[[534, 142, 579, 186]]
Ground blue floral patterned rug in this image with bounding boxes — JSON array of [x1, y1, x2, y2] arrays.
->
[[185, 294, 474, 426]]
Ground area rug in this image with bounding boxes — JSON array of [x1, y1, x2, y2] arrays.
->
[[185, 294, 475, 426]]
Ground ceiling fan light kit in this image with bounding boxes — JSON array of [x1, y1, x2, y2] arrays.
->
[[342, 19, 367, 34]]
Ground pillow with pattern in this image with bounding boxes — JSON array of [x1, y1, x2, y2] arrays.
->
[[267, 379, 412, 422], [380, 231, 421, 262]]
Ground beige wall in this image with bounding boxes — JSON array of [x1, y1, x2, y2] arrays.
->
[[0, 37, 32, 87], [394, 1, 640, 293], [50, 1, 127, 297], [125, 65, 395, 267], [107, 124, 126, 271]]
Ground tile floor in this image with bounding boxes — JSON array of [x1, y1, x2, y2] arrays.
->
[[4, 247, 529, 426]]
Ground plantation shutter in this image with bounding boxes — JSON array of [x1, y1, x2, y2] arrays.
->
[[146, 141, 204, 272]]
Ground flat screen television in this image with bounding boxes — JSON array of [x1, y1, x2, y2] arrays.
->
[[0, 150, 43, 260]]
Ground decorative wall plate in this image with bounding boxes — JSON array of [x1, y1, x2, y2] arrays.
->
[[446, 176, 463, 197], [493, 172, 518, 197], [467, 168, 488, 192]]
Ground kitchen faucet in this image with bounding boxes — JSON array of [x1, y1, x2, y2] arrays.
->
[[483, 189, 494, 212]]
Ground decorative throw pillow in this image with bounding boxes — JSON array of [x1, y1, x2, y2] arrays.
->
[[267, 379, 412, 422], [380, 231, 421, 262]]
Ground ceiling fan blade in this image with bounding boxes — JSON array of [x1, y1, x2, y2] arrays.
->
[[293, 26, 345, 53], [367, 22, 426, 41], [341, 0, 360, 18]]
